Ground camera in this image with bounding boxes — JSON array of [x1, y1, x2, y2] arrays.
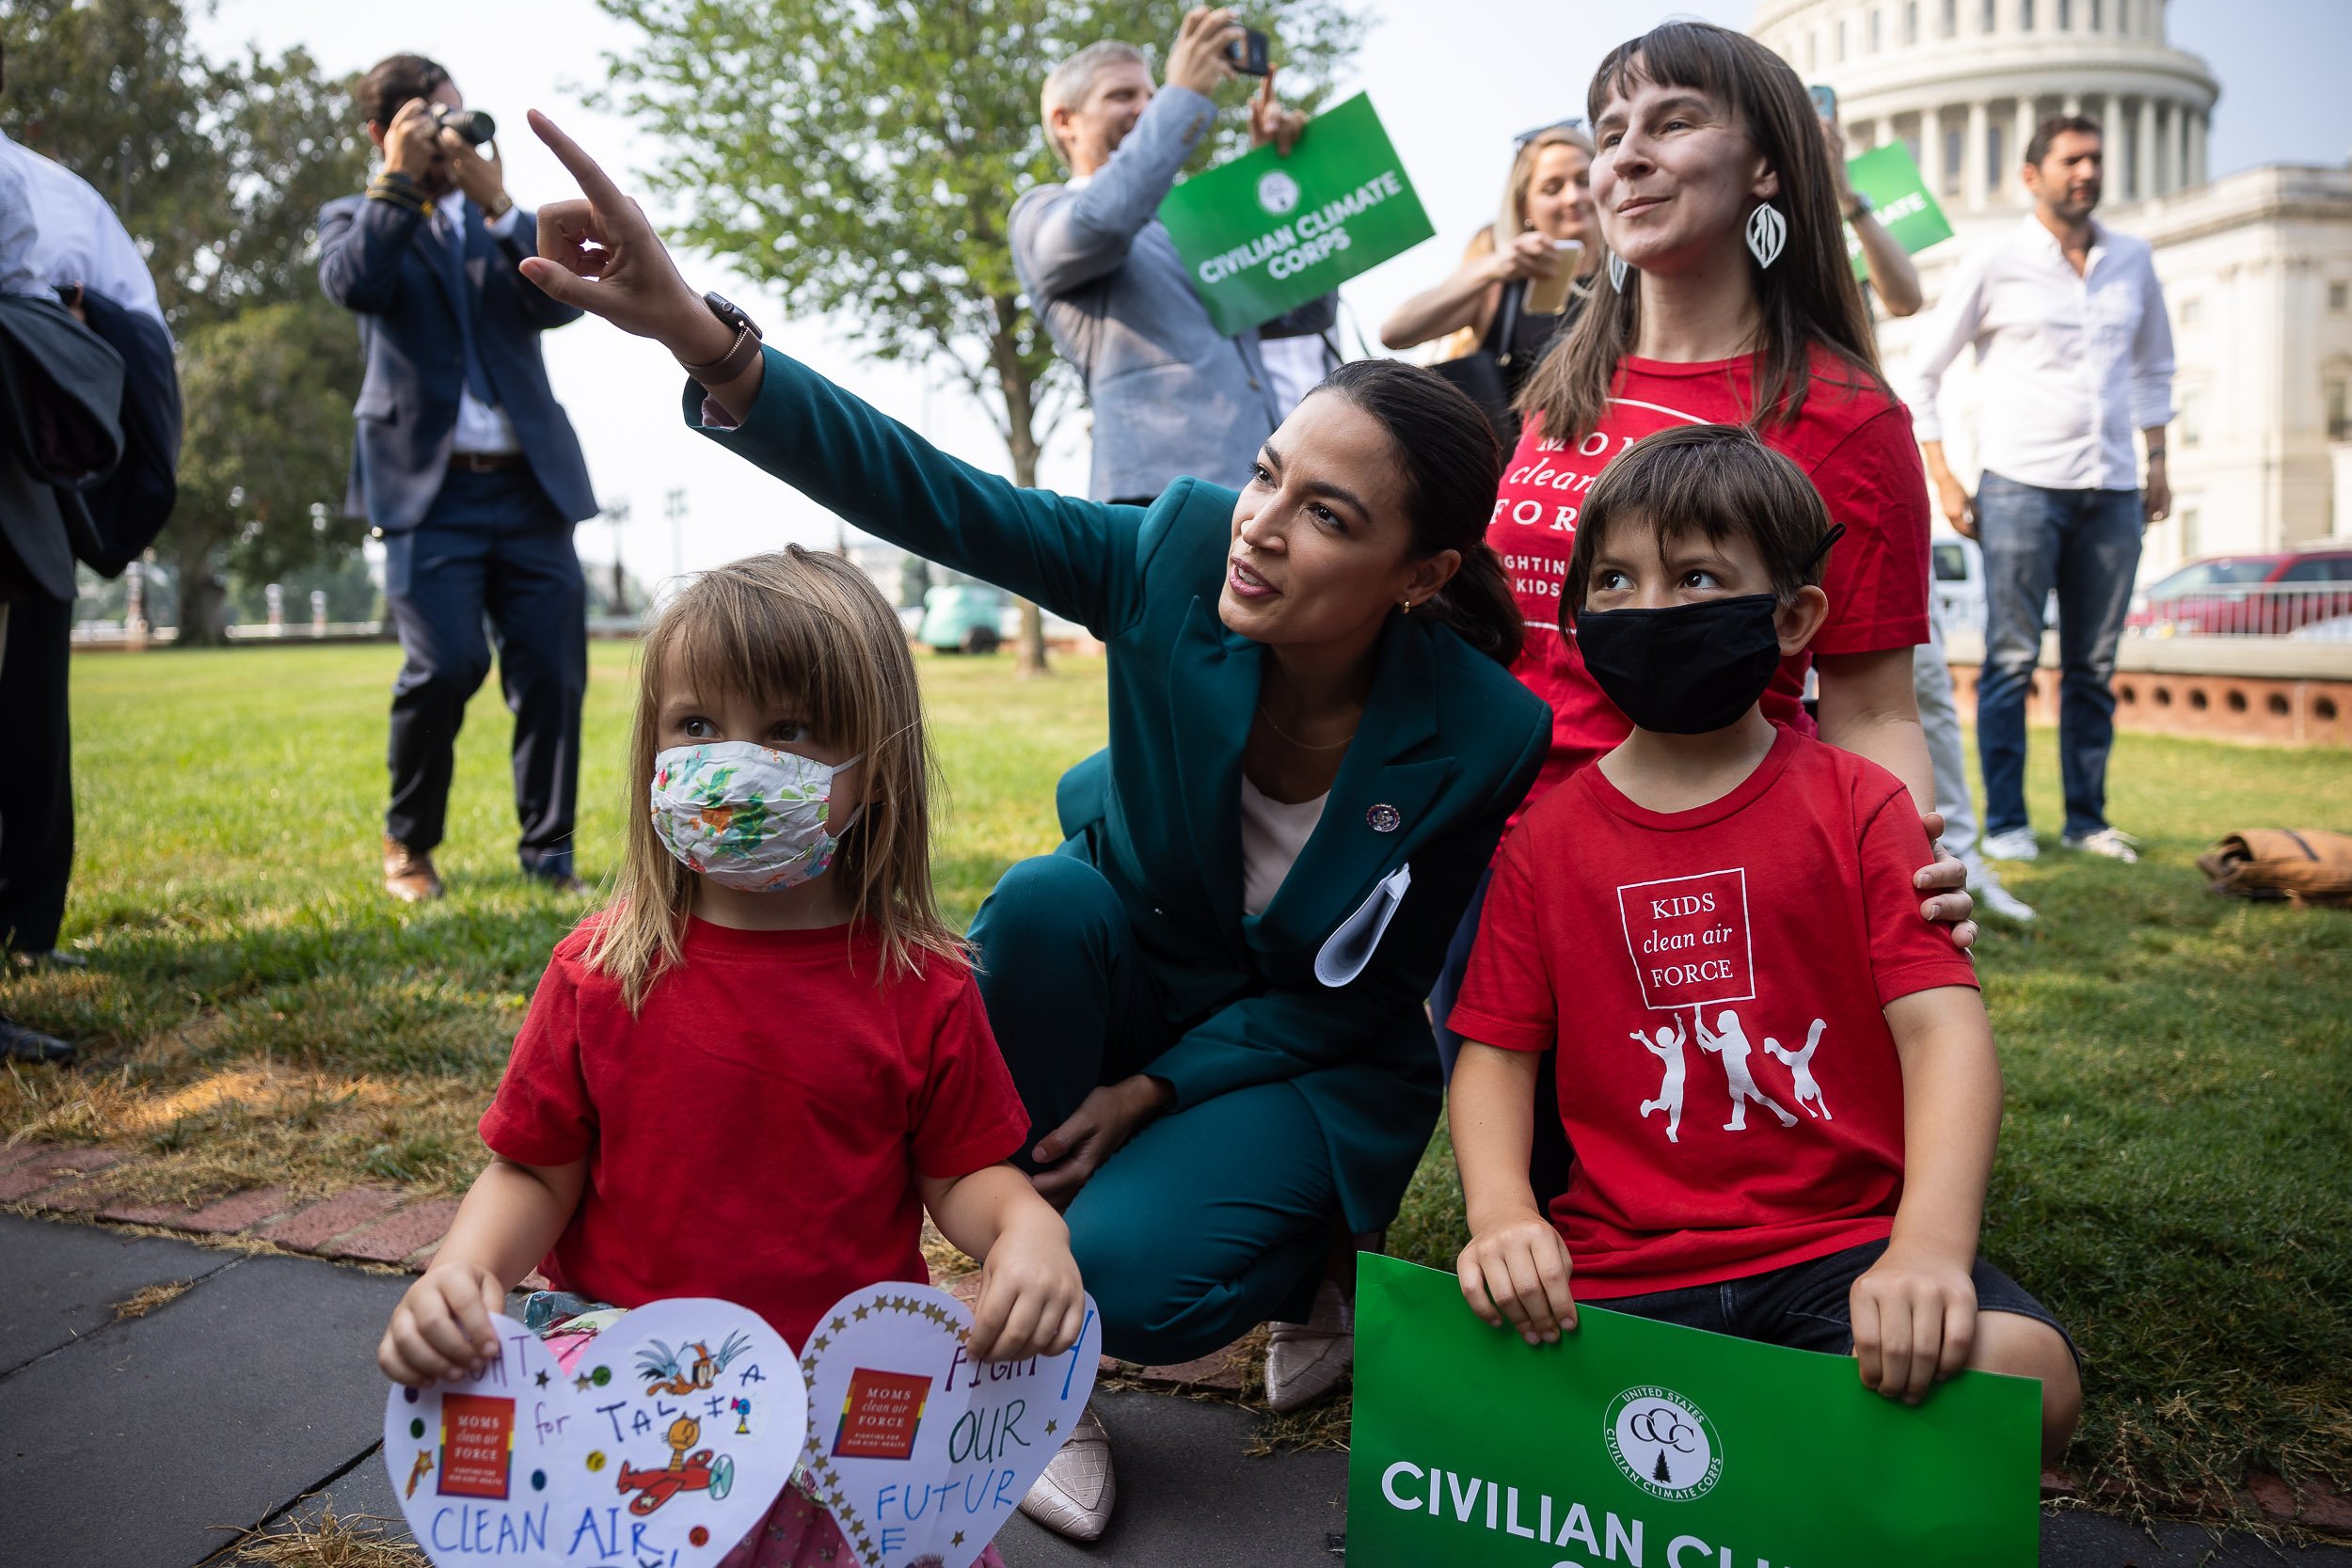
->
[[429, 103, 497, 147], [1226, 26, 1271, 75]]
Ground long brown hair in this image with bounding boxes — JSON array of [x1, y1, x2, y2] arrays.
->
[[583, 548, 964, 1009], [1515, 21, 1883, 447]]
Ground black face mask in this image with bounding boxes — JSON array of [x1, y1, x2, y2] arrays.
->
[[1570, 524, 1845, 736], [1575, 595, 1787, 735]]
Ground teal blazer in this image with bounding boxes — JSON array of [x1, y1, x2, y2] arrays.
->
[[690, 349, 1551, 1230]]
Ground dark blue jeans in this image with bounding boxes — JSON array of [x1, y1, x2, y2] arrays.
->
[[1973, 473, 2143, 840], [383, 468, 587, 876]]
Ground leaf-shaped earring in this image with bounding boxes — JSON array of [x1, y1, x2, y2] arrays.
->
[[1746, 202, 1787, 269], [1609, 252, 1631, 293]]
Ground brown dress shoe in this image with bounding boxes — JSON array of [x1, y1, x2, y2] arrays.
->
[[383, 837, 445, 902]]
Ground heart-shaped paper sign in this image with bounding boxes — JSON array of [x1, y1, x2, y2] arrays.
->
[[383, 1298, 807, 1568], [799, 1282, 1103, 1568]]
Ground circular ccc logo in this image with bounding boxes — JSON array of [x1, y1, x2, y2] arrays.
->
[[1256, 169, 1301, 215], [1604, 1386, 1723, 1501]]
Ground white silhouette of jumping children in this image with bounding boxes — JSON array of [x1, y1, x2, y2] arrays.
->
[[1695, 1007, 1798, 1132], [1631, 1017, 1688, 1143], [1764, 1018, 1832, 1120]]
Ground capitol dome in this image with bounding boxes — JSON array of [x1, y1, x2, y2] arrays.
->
[[1751, 0, 2218, 215]]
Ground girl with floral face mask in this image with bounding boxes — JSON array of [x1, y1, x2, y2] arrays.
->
[[375, 548, 1082, 1568]]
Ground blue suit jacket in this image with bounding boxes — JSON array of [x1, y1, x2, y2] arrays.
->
[[691, 348, 1551, 1232], [318, 194, 596, 531]]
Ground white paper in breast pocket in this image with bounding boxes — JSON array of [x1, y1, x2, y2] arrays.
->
[[1314, 862, 1411, 988]]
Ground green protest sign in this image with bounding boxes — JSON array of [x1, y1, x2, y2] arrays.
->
[[1347, 1256, 2041, 1568], [1157, 92, 1436, 336], [1843, 140, 1955, 279]]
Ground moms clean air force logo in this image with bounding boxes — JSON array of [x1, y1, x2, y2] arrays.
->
[[1605, 1386, 1724, 1501]]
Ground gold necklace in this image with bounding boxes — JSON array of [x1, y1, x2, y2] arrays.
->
[[1256, 702, 1358, 752]]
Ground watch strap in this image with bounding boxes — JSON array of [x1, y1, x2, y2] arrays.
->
[[678, 324, 764, 386]]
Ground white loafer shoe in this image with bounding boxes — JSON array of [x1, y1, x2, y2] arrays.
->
[[1264, 1278, 1355, 1413], [1018, 1402, 1114, 1540]]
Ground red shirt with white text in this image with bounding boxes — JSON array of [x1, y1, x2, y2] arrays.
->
[[1447, 728, 1978, 1297], [1489, 350, 1932, 814]]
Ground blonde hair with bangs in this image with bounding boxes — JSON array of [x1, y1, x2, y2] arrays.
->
[[584, 547, 964, 1010]]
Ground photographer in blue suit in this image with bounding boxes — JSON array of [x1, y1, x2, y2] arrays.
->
[[319, 54, 596, 901]]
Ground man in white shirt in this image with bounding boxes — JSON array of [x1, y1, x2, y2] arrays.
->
[[1909, 114, 2174, 867], [318, 55, 596, 902], [0, 40, 171, 1061], [0, 128, 167, 329]]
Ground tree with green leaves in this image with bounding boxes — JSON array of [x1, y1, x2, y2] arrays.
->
[[3, 0, 371, 641], [597, 0, 1360, 672]]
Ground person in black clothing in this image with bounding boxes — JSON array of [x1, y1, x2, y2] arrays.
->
[[1380, 123, 1600, 404]]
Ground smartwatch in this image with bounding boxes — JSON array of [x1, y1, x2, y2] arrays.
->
[[1843, 190, 1875, 221], [678, 292, 766, 384]]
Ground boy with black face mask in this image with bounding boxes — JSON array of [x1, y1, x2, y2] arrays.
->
[[1444, 424, 2082, 1463]]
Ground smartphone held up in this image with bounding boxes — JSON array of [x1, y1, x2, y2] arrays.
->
[[1227, 26, 1272, 75]]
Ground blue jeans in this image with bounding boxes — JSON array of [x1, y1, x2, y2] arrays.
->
[[1973, 474, 2143, 840]]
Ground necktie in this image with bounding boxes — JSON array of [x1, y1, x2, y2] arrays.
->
[[437, 209, 499, 407]]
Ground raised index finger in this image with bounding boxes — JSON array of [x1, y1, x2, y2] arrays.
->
[[528, 109, 628, 211]]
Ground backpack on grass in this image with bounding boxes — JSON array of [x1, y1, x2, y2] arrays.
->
[[2195, 830, 2352, 908]]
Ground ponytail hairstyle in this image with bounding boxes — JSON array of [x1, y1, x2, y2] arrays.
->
[[1314, 359, 1523, 666], [584, 547, 965, 1011], [1514, 20, 1883, 447]]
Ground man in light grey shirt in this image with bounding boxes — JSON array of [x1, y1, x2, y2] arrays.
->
[[1012, 9, 1330, 504], [1908, 114, 2174, 867]]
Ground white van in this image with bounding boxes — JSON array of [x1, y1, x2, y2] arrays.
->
[[1930, 531, 1983, 634]]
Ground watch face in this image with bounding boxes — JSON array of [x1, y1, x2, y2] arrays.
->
[[704, 291, 761, 339]]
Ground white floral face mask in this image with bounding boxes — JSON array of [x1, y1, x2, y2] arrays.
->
[[648, 740, 863, 892]]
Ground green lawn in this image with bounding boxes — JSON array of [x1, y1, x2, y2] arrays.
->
[[8, 641, 2349, 1523]]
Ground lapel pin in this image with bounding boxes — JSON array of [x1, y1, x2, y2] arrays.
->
[[1366, 803, 1402, 833]]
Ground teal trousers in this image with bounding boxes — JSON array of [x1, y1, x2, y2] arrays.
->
[[970, 855, 1331, 1366]]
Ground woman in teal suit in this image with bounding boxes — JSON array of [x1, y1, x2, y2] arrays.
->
[[516, 115, 1550, 1536]]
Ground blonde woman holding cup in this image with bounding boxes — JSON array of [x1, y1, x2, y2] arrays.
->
[[1380, 122, 1600, 399]]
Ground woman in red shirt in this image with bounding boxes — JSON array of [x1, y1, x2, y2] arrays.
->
[[1435, 21, 1972, 1096]]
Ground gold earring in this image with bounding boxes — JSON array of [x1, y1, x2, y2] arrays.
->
[[1400, 597, 1414, 614]]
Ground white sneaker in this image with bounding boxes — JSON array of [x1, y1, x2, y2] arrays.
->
[[1981, 828, 2041, 863], [1264, 1279, 1355, 1413], [1969, 876, 2038, 923], [2062, 827, 2142, 863], [1017, 1402, 1114, 1540]]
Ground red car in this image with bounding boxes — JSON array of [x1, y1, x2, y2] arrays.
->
[[2126, 549, 2352, 637]]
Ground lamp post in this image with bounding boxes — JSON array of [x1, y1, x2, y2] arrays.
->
[[663, 488, 687, 589], [600, 498, 632, 616]]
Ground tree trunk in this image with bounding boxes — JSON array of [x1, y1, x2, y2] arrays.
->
[[169, 524, 229, 648], [991, 311, 1050, 677]]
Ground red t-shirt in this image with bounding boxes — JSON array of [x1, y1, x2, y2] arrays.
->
[[1447, 728, 1978, 1298], [1489, 349, 1932, 813], [481, 916, 1030, 1349]]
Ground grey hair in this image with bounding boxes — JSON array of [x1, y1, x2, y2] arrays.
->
[[1041, 40, 1150, 166]]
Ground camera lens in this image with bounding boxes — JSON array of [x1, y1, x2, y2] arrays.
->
[[429, 104, 498, 146]]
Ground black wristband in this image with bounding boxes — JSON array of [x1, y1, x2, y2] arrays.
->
[[366, 172, 430, 213]]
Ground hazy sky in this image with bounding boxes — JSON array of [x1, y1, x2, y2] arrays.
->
[[181, 0, 2351, 581]]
